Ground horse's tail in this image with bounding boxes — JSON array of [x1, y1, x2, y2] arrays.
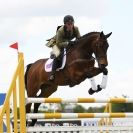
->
[[25, 63, 32, 90]]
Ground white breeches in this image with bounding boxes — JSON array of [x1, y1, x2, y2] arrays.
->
[[51, 45, 60, 58]]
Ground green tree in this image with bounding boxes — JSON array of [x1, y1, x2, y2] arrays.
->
[[73, 104, 86, 113], [87, 106, 105, 113]]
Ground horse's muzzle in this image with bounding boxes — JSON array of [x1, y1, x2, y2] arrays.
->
[[99, 64, 107, 69], [98, 58, 108, 69]]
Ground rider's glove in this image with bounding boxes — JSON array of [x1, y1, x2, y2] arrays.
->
[[69, 41, 75, 47]]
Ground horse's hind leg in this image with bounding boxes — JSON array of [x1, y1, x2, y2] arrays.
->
[[30, 84, 58, 126], [29, 88, 45, 126], [26, 81, 41, 126], [26, 103, 32, 115], [29, 85, 47, 126], [25, 103, 32, 126]]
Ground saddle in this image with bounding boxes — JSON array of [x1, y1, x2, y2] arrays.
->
[[45, 49, 66, 72]]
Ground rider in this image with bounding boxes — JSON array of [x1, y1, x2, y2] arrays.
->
[[46, 15, 81, 81]]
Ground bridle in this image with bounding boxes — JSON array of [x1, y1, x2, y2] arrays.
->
[[94, 37, 108, 63]]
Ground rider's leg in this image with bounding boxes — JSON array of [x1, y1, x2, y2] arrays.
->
[[49, 45, 60, 81], [49, 57, 58, 80]]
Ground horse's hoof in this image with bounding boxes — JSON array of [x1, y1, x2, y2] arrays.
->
[[96, 85, 102, 92], [88, 88, 95, 95], [28, 122, 34, 127]]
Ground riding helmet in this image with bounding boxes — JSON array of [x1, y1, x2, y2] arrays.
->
[[64, 15, 74, 24]]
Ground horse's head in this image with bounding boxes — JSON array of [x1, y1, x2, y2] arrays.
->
[[68, 31, 112, 70], [92, 31, 112, 69]]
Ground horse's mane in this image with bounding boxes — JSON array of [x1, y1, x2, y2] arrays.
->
[[66, 31, 100, 55], [78, 31, 99, 41]]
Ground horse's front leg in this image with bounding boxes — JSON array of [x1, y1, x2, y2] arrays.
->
[[87, 67, 108, 95], [98, 67, 108, 89]]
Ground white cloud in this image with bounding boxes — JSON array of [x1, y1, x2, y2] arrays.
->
[[0, 48, 18, 92], [0, 0, 110, 18], [0, 16, 101, 47], [76, 17, 101, 34]]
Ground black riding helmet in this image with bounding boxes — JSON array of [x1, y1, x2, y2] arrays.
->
[[64, 15, 74, 24]]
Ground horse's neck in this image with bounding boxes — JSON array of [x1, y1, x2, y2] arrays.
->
[[76, 38, 94, 58], [66, 34, 98, 64], [66, 43, 93, 65], [65, 33, 99, 70]]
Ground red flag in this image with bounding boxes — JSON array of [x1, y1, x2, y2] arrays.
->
[[9, 42, 18, 51]]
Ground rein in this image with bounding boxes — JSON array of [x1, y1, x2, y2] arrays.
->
[[58, 32, 100, 62], [57, 41, 77, 60]]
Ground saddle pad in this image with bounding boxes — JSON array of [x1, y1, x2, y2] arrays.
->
[[45, 58, 53, 72], [45, 50, 66, 72]]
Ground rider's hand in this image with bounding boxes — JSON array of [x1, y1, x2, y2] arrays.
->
[[69, 41, 75, 46], [50, 54, 56, 59]]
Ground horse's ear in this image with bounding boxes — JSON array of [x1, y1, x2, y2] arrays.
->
[[100, 31, 104, 38], [105, 32, 112, 39]]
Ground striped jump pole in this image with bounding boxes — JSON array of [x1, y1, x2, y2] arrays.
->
[[27, 126, 133, 133], [26, 97, 133, 104], [26, 113, 133, 119]]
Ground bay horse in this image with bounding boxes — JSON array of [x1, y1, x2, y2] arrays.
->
[[25, 31, 112, 126]]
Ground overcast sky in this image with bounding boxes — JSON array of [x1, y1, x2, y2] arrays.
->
[[0, 0, 133, 107]]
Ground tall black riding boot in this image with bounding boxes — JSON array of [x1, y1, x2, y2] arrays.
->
[[48, 58, 57, 81]]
